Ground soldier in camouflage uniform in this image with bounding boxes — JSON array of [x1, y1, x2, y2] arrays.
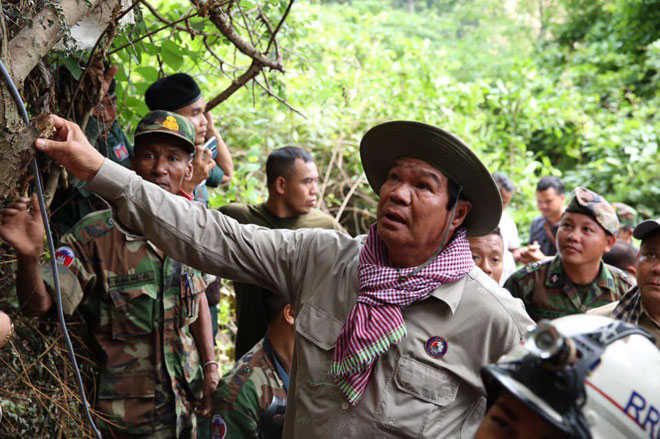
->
[[50, 63, 134, 236], [0, 111, 219, 438], [505, 187, 633, 322], [613, 202, 637, 245], [210, 293, 293, 439]]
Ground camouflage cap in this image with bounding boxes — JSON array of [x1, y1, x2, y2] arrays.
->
[[565, 187, 619, 236], [134, 110, 195, 154], [612, 202, 637, 228]]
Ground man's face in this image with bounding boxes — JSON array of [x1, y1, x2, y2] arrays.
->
[[377, 157, 471, 265], [131, 134, 192, 195], [475, 392, 568, 439], [175, 97, 207, 146], [637, 232, 660, 307], [557, 212, 615, 266], [469, 234, 504, 283], [500, 189, 512, 211], [536, 188, 565, 221], [280, 158, 319, 216]]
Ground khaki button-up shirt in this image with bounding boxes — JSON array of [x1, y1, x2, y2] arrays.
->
[[88, 159, 534, 439]]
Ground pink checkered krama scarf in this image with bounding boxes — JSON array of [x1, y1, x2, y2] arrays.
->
[[330, 225, 474, 405]]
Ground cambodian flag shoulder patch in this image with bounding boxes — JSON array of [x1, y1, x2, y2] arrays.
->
[[211, 414, 227, 439], [54, 246, 75, 267], [113, 142, 129, 162]]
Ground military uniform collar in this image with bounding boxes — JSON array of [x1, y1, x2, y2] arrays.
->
[[546, 256, 616, 292], [428, 271, 468, 314]]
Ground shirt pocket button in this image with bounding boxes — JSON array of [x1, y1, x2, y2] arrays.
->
[[341, 402, 349, 410]]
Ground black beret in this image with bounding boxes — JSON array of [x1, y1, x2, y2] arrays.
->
[[145, 73, 202, 112]]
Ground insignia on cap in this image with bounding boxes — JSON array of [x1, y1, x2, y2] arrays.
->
[[211, 414, 227, 439], [55, 246, 75, 268], [425, 336, 448, 359], [162, 116, 179, 131]]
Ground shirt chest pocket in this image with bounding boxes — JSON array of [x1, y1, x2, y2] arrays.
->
[[376, 355, 459, 438], [108, 280, 157, 340], [295, 302, 344, 388]]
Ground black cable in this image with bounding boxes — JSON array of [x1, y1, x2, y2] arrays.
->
[[0, 59, 103, 439]]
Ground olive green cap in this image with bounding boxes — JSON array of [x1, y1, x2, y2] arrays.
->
[[565, 187, 619, 236], [360, 121, 501, 237], [134, 110, 195, 154], [612, 202, 637, 228]]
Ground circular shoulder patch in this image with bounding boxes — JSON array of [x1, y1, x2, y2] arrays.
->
[[425, 336, 448, 359], [211, 414, 227, 439], [54, 246, 76, 268]]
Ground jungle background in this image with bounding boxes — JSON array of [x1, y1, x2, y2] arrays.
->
[[0, 0, 659, 436]]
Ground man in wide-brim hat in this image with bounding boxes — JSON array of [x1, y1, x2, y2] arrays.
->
[[36, 116, 533, 438]]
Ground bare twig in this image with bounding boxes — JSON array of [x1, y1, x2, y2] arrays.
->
[[265, 0, 294, 56], [203, 2, 283, 71], [253, 75, 306, 118], [334, 175, 366, 221], [108, 11, 199, 55]]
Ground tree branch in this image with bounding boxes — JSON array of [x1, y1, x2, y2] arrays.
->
[[7, 0, 104, 85], [200, 1, 283, 71], [205, 60, 262, 111]]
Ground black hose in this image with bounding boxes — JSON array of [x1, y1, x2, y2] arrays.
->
[[0, 59, 103, 439]]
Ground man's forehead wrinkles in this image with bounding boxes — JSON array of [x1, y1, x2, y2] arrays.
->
[[390, 160, 445, 179]]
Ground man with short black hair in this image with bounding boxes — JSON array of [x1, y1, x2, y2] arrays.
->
[[603, 241, 638, 279], [505, 187, 632, 322], [211, 290, 294, 439], [220, 146, 343, 359], [469, 228, 505, 284], [519, 176, 566, 263]]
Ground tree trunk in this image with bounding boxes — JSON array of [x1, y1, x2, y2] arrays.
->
[[0, 0, 117, 203]]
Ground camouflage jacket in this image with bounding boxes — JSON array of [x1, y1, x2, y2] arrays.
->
[[504, 255, 633, 322], [211, 337, 288, 439], [42, 210, 205, 437]]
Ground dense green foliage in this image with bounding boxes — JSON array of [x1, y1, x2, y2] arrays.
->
[[108, 0, 660, 239]]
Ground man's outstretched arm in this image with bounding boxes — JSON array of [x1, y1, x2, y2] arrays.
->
[[36, 115, 322, 300]]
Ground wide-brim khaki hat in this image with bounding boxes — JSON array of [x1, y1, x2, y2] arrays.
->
[[360, 121, 501, 237]]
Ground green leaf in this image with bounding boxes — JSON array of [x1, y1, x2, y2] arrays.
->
[[161, 40, 184, 70], [62, 57, 82, 80]]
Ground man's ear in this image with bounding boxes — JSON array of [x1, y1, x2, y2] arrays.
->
[[184, 161, 193, 181], [450, 200, 472, 232], [626, 265, 637, 278], [274, 176, 287, 195], [283, 304, 294, 325], [604, 234, 616, 253]]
